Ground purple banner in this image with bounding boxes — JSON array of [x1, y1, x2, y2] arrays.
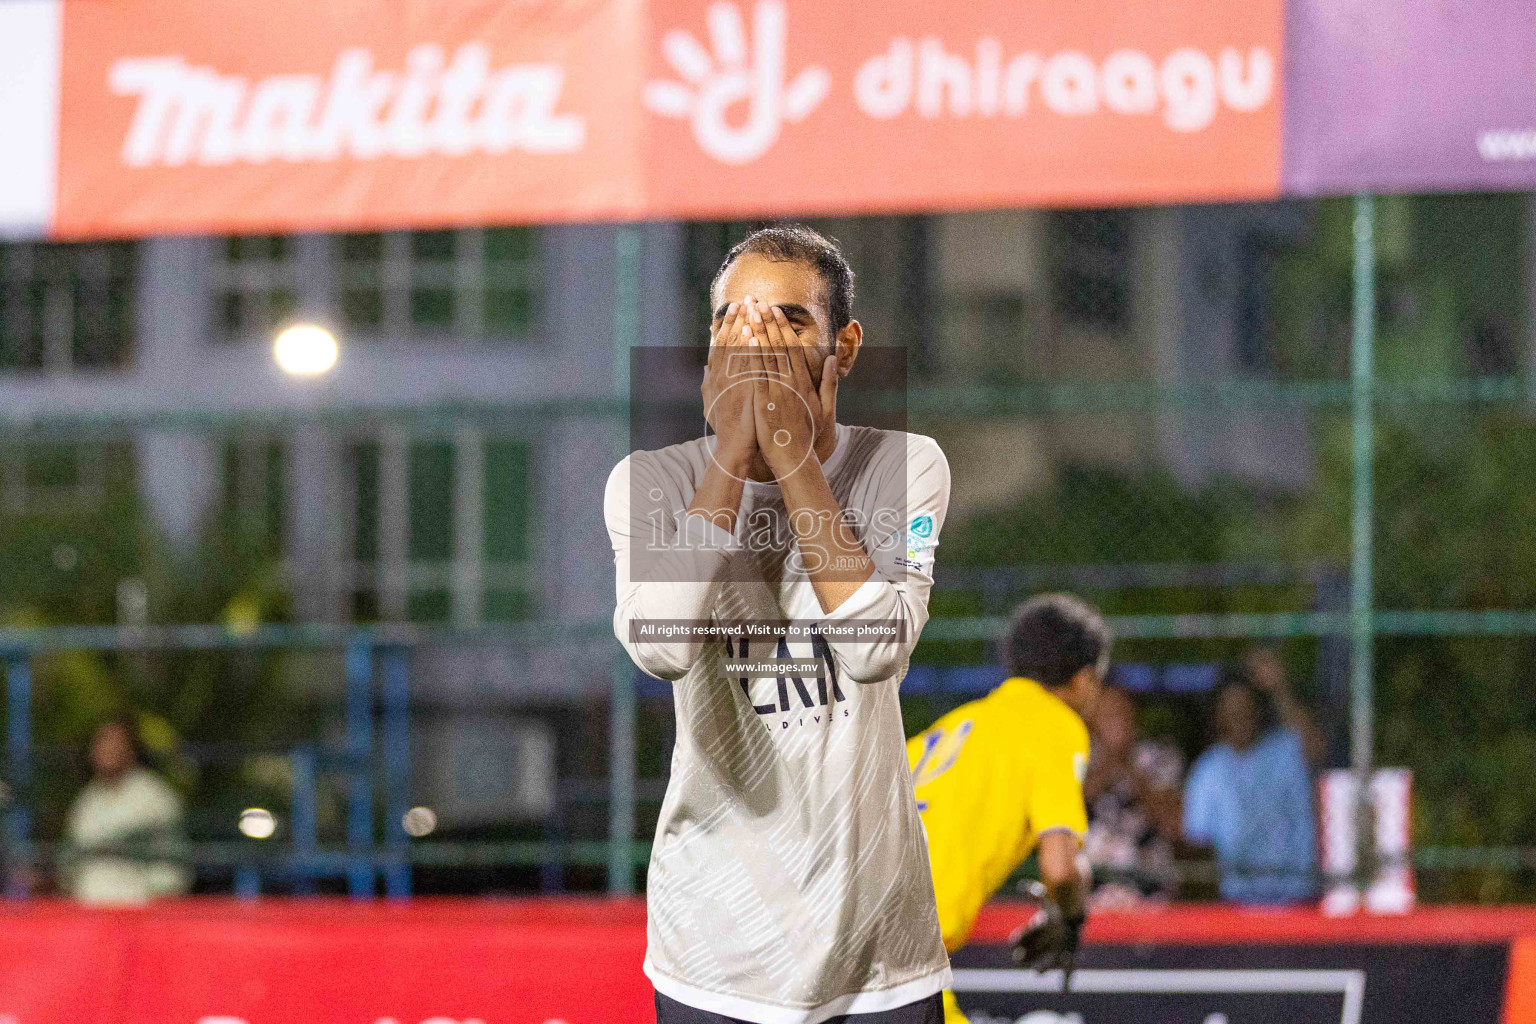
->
[[1285, 0, 1536, 195]]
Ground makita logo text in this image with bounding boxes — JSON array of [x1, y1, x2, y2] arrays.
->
[[109, 44, 586, 168]]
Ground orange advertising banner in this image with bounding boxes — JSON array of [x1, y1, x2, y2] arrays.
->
[[52, 0, 1283, 237], [55, 0, 648, 237], [640, 0, 1284, 218]]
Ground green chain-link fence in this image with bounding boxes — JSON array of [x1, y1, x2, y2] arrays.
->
[[2, 193, 1534, 899]]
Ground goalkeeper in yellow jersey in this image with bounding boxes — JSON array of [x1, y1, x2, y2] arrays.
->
[[907, 594, 1110, 1024]]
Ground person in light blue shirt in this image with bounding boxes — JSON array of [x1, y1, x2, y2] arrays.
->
[[1183, 667, 1318, 904]]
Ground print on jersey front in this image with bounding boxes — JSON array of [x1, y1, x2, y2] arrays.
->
[[726, 633, 850, 730]]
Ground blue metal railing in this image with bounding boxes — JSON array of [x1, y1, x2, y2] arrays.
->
[[1, 634, 412, 901], [3, 656, 31, 900]]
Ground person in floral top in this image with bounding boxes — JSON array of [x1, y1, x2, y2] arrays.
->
[[1082, 686, 1185, 906]]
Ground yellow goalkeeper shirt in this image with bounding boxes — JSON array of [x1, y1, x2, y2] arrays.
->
[[907, 676, 1090, 952]]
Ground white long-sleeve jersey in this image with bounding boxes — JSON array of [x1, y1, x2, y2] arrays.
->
[[605, 423, 952, 1024]]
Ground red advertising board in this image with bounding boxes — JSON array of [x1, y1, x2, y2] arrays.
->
[[3, 900, 1536, 1024], [0, 899, 654, 1024]]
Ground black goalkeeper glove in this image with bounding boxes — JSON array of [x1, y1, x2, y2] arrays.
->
[[1009, 881, 1086, 984]]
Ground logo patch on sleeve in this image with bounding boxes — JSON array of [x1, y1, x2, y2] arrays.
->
[[907, 514, 937, 551]]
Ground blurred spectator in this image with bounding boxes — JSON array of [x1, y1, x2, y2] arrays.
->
[[1182, 657, 1318, 905], [1083, 686, 1184, 906], [59, 714, 190, 905]]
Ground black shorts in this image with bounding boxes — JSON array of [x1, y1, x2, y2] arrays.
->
[[655, 990, 944, 1024]]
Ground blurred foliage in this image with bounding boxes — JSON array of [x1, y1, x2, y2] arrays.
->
[[1280, 193, 1536, 898], [928, 193, 1536, 899], [1305, 412, 1536, 900], [951, 467, 1264, 567], [1268, 193, 1527, 379]]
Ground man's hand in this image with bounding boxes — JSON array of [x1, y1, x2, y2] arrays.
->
[[1010, 880, 1086, 982], [702, 301, 760, 473], [743, 298, 836, 480], [687, 302, 761, 535], [732, 297, 871, 611], [1243, 645, 1327, 765]]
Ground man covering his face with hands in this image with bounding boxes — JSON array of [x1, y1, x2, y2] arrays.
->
[[606, 225, 953, 1024]]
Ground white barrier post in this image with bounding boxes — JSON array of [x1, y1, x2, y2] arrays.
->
[[1319, 770, 1361, 917], [1367, 768, 1415, 914], [1318, 767, 1414, 917]]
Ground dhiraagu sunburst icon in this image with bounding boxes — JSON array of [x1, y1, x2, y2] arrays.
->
[[643, 1, 830, 164]]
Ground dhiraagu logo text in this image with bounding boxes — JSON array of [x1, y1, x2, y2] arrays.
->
[[644, 1, 830, 164]]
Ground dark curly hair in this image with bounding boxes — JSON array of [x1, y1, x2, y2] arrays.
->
[[712, 223, 856, 340], [1004, 593, 1113, 689]]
